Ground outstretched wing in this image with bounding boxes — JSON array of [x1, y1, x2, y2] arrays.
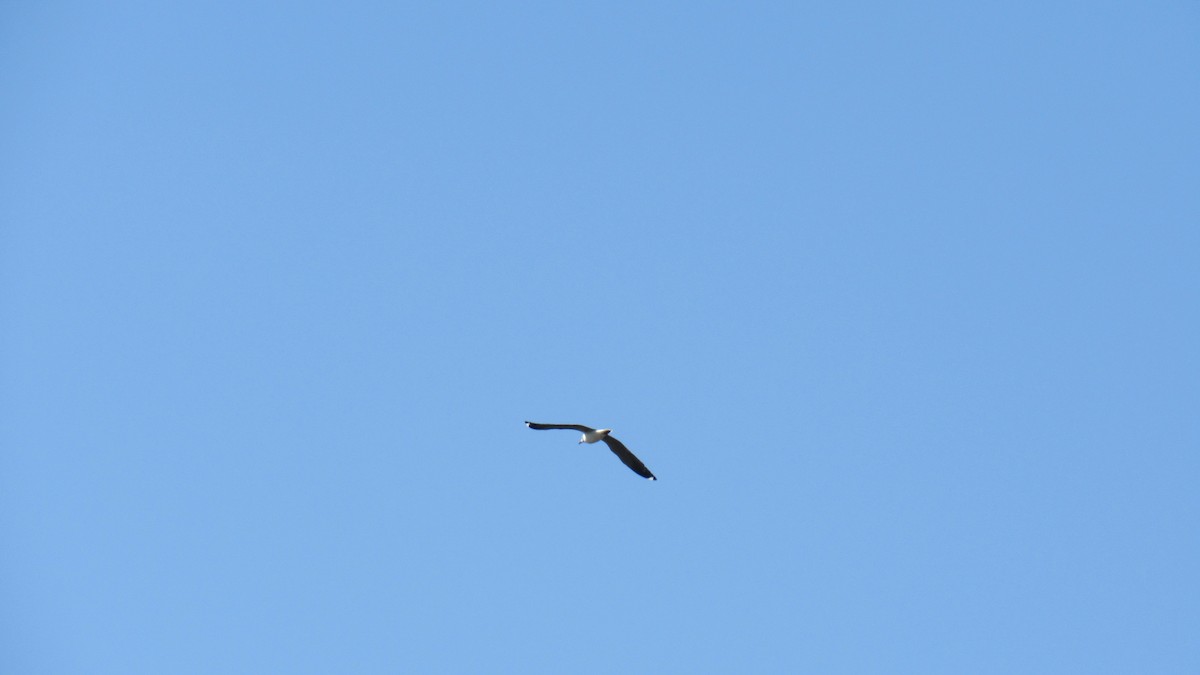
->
[[525, 421, 594, 432], [601, 435, 657, 480]]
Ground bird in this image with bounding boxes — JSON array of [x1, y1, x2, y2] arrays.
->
[[524, 422, 657, 480]]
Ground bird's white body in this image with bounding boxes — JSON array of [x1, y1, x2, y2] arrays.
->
[[580, 428, 612, 444]]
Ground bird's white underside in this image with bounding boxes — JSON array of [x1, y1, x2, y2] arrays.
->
[[580, 429, 611, 444]]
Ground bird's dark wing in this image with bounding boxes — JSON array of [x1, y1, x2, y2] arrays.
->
[[601, 435, 657, 480], [525, 421, 594, 432]]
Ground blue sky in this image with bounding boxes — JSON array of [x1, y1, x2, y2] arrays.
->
[[2, 2, 1197, 673]]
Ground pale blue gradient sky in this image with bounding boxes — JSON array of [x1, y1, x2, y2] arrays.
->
[[2, 2, 1197, 673]]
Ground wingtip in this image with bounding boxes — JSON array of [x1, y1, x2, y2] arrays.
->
[[649, 476, 657, 481]]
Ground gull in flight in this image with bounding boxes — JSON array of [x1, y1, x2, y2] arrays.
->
[[525, 422, 657, 480]]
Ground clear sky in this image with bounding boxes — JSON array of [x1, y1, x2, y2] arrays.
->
[[2, 2, 1197, 673]]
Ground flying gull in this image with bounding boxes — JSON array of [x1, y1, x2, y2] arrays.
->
[[525, 422, 657, 480]]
